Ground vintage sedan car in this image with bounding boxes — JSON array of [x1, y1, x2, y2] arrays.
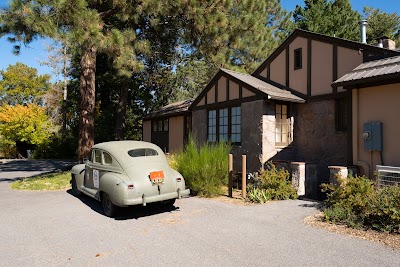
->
[[70, 141, 190, 217]]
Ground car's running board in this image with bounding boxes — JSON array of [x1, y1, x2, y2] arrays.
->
[[81, 186, 98, 199]]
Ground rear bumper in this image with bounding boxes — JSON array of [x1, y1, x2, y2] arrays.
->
[[122, 188, 190, 206]]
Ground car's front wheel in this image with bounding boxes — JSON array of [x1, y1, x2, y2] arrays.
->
[[101, 192, 117, 217]]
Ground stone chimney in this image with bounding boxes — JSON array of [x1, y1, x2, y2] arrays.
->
[[375, 36, 396, 50], [382, 38, 396, 50]]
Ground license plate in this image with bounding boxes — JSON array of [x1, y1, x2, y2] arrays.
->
[[150, 171, 164, 185]]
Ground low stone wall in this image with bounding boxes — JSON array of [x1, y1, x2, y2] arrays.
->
[[329, 165, 359, 185]]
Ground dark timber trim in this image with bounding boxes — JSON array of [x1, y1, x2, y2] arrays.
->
[[226, 78, 230, 101], [307, 91, 348, 102], [347, 92, 353, 165], [192, 95, 264, 111], [307, 38, 312, 96], [333, 44, 338, 93], [239, 85, 243, 99], [267, 63, 271, 79], [252, 28, 400, 76], [255, 75, 308, 100], [215, 81, 218, 103], [285, 47, 290, 87], [337, 75, 400, 89]]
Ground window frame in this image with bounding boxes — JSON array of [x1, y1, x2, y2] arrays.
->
[[207, 105, 241, 145], [275, 103, 292, 147], [151, 119, 169, 133], [294, 48, 302, 70]]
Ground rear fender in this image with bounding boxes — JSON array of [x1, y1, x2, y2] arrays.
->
[[99, 173, 129, 207], [170, 169, 186, 191]]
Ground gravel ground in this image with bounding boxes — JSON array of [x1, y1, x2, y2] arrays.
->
[[1, 159, 400, 267]]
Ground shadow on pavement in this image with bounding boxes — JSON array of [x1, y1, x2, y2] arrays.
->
[[0, 159, 74, 172], [0, 159, 76, 183], [297, 198, 324, 210], [66, 189, 180, 221]]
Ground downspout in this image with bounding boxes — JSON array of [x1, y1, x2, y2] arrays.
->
[[352, 89, 370, 175]]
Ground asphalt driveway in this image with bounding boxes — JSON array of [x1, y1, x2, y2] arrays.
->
[[1, 160, 400, 266]]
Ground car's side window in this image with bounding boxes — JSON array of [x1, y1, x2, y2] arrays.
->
[[103, 152, 112, 165], [88, 150, 93, 162], [128, 148, 158, 157], [94, 150, 102, 164]]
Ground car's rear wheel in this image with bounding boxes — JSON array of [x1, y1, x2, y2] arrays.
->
[[102, 192, 117, 217], [71, 176, 82, 197]]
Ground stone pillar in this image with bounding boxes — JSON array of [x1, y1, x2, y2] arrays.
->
[[328, 166, 348, 185], [291, 162, 305, 196], [305, 163, 318, 199]]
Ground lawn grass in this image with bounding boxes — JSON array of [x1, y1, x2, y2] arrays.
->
[[10, 172, 71, 191]]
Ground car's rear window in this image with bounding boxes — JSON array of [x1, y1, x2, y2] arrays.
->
[[128, 148, 158, 157]]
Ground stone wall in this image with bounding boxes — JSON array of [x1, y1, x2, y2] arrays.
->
[[231, 100, 265, 173], [192, 109, 207, 145], [294, 99, 349, 180]]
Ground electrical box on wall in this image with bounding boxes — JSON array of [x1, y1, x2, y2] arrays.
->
[[363, 122, 383, 151]]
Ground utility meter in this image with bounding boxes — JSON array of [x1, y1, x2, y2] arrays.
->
[[363, 122, 383, 151]]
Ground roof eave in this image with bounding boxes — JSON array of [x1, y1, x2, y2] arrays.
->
[[267, 94, 306, 103]]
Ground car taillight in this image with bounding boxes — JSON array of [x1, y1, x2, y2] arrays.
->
[[127, 184, 135, 189], [176, 178, 182, 182]]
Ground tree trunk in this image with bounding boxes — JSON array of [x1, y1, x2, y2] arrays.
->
[[114, 79, 129, 140], [78, 45, 97, 162], [62, 45, 68, 137]]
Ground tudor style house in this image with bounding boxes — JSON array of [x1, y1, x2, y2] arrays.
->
[[143, 29, 400, 186]]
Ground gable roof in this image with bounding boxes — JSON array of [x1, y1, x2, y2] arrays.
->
[[220, 68, 305, 103], [189, 68, 305, 109], [333, 55, 400, 89], [253, 29, 400, 76], [144, 99, 193, 120]]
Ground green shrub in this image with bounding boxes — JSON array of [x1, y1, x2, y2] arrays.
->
[[32, 133, 77, 159], [247, 162, 297, 203], [173, 136, 230, 197], [370, 186, 400, 233], [322, 174, 400, 233]]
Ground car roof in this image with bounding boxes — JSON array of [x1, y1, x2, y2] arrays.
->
[[92, 141, 166, 168]]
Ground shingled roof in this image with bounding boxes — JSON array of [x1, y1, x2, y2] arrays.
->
[[144, 99, 193, 120], [333, 55, 400, 89], [220, 68, 305, 103]]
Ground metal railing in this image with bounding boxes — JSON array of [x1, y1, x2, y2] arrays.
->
[[376, 165, 400, 187]]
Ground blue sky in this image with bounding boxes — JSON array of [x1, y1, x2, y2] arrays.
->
[[0, 0, 399, 80]]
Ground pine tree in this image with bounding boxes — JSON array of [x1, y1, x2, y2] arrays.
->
[[0, 0, 154, 160], [363, 6, 400, 45], [293, 0, 361, 41]]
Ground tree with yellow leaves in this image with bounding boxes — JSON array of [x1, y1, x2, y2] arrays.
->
[[0, 104, 54, 157]]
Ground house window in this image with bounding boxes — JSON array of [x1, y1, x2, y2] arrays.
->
[[219, 108, 229, 141], [208, 106, 241, 144], [336, 97, 348, 131], [231, 106, 241, 143], [152, 119, 169, 132], [275, 104, 292, 147], [294, 48, 302, 70], [208, 110, 217, 142]]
